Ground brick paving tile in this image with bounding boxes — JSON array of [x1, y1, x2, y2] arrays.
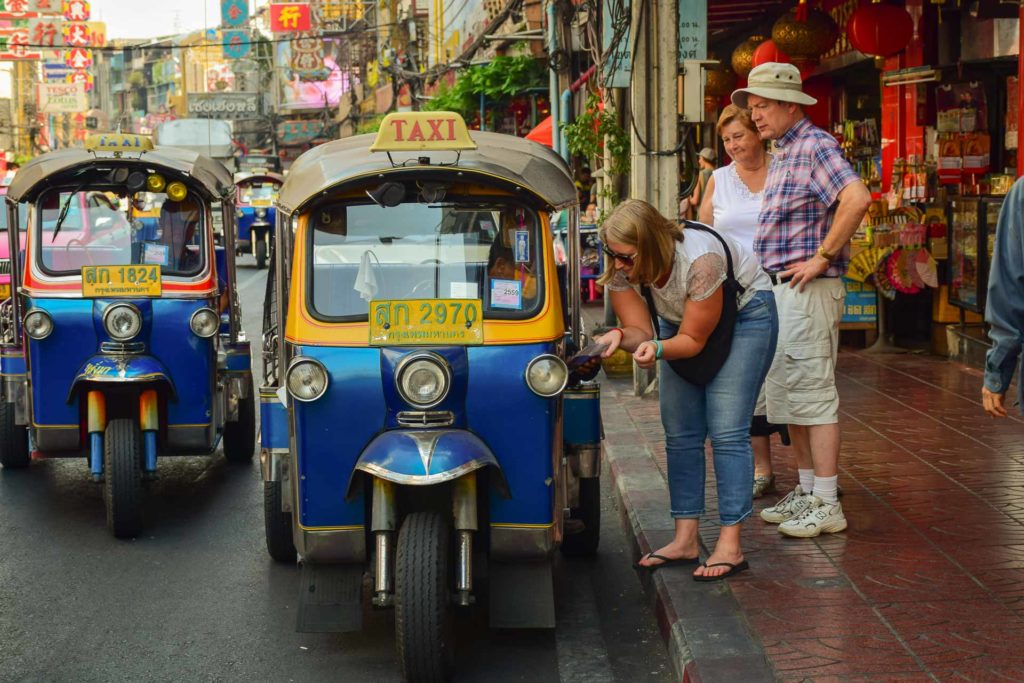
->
[[604, 344, 1024, 680]]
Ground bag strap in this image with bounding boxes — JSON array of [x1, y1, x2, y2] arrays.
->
[[679, 220, 739, 283], [639, 284, 663, 341]]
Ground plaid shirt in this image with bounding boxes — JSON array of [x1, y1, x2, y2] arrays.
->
[[755, 118, 863, 276]]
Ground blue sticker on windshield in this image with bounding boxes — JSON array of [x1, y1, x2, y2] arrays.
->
[[514, 230, 529, 263], [491, 279, 522, 309], [143, 242, 169, 266]]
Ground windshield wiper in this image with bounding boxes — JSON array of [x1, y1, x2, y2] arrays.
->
[[51, 179, 91, 243]]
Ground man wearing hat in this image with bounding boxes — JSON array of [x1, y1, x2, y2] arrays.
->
[[731, 62, 871, 538]]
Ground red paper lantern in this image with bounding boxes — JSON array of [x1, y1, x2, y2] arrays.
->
[[846, 0, 914, 58], [752, 39, 791, 67]]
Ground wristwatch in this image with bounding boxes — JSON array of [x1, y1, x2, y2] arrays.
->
[[817, 245, 836, 261]]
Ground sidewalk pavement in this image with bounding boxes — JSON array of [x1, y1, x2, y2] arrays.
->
[[601, 346, 1024, 682]]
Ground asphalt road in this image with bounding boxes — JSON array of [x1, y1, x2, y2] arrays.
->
[[0, 257, 671, 682]]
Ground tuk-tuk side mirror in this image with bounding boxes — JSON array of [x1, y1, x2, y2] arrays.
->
[[366, 182, 405, 208]]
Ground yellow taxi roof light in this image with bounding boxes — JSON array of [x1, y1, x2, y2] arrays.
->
[[85, 134, 154, 154], [146, 174, 166, 192], [370, 112, 477, 153]]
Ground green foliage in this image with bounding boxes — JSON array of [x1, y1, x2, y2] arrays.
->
[[355, 115, 386, 135], [562, 94, 630, 178], [424, 56, 546, 119]]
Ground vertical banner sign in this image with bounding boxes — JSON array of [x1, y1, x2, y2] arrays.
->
[[64, 45, 89, 68], [28, 17, 61, 47], [85, 19, 103, 46], [63, 0, 88, 21], [291, 33, 326, 81], [62, 20, 88, 46], [601, 0, 631, 88], [678, 0, 707, 62], [220, 0, 248, 27], [0, 0, 32, 14], [222, 29, 250, 59], [28, 0, 60, 12], [270, 3, 312, 32]]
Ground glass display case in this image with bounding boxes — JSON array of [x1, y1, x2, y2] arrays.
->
[[947, 196, 1003, 312]]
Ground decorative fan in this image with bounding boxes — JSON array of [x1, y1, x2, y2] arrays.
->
[[915, 249, 939, 288], [846, 246, 890, 282], [887, 248, 920, 294], [874, 252, 898, 300], [907, 248, 927, 289]]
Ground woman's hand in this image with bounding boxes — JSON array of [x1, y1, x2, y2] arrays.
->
[[594, 328, 624, 357], [634, 340, 658, 369], [982, 386, 1008, 417]]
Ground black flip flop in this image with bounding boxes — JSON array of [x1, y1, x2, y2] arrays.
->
[[692, 559, 750, 582], [634, 552, 701, 570]]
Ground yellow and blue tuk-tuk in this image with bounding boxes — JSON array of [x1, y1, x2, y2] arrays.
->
[[259, 112, 603, 679], [233, 170, 283, 269], [0, 134, 256, 538]]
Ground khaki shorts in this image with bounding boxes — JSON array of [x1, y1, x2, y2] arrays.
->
[[754, 383, 767, 417], [765, 277, 845, 426]]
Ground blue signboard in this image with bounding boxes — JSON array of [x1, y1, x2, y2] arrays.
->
[[220, 0, 249, 28], [222, 29, 250, 59], [43, 61, 73, 82], [602, 0, 631, 88], [841, 277, 878, 324], [678, 0, 707, 62]]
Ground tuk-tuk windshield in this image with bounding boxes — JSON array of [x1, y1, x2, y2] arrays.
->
[[309, 201, 544, 320], [241, 183, 279, 206], [36, 189, 206, 277]]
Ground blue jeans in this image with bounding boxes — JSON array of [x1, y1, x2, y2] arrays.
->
[[658, 290, 779, 525]]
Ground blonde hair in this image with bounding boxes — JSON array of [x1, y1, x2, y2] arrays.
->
[[597, 199, 682, 286], [716, 104, 758, 137]]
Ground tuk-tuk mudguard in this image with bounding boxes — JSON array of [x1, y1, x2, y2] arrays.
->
[[346, 429, 508, 497], [26, 297, 216, 434], [69, 353, 174, 400]]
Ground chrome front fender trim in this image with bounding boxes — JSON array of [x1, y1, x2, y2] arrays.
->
[[296, 526, 367, 563], [490, 525, 555, 561]]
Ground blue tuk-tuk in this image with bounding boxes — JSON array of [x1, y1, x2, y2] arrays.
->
[[259, 112, 603, 679], [0, 134, 257, 538], [233, 171, 283, 269]]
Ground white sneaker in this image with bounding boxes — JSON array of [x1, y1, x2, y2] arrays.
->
[[778, 496, 847, 538], [759, 485, 812, 524]]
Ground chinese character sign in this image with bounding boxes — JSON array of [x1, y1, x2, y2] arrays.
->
[[222, 29, 250, 59], [62, 20, 87, 46], [64, 46, 89, 68], [29, 17, 61, 47], [1, 0, 31, 13], [270, 3, 311, 32], [63, 0, 88, 21], [28, 0, 60, 12], [290, 33, 326, 81], [220, 0, 248, 27]]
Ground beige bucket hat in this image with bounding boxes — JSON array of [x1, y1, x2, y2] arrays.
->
[[731, 62, 817, 108]]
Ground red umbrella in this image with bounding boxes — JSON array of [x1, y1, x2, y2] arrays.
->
[[525, 116, 553, 148]]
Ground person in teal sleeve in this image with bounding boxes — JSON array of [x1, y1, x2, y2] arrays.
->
[[983, 177, 1024, 417]]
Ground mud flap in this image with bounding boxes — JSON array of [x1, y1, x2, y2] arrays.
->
[[296, 563, 364, 633], [488, 562, 555, 629]]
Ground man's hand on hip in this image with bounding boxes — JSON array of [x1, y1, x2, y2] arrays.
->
[[982, 386, 1009, 417], [778, 255, 831, 292]]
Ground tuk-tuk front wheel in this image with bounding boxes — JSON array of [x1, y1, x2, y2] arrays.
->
[[395, 511, 455, 682], [0, 401, 29, 469], [560, 477, 601, 557], [255, 239, 268, 270], [223, 380, 255, 463], [263, 481, 296, 563], [104, 418, 144, 538]]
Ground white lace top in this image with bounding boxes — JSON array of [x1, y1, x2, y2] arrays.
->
[[711, 163, 763, 255], [606, 227, 771, 324]]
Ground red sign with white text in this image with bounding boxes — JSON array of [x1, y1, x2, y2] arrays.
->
[[269, 3, 311, 32]]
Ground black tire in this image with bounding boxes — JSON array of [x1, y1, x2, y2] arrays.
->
[[560, 477, 601, 557], [0, 400, 29, 469], [223, 380, 255, 463], [104, 418, 144, 539], [264, 481, 296, 563], [255, 238, 268, 269], [395, 511, 454, 682]]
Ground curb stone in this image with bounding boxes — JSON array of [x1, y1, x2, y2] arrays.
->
[[602, 377, 775, 683]]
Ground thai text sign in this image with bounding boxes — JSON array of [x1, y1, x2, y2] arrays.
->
[[187, 92, 260, 119], [270, 3, 311, 32], [678, 0, 707, 61], [38, 81, 85, 112]]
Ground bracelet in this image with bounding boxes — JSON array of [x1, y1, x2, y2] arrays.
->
[[608, 327, 624, 339], [651, 339, 664, 359]]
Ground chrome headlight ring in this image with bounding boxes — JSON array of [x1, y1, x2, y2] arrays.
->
[[525, 354, 569, 397], [395, 352, 451, 409], [189, 308, 219, 338], [103, 303, 142, 342], [286, 357, 329, 402], [23, 309, 53, 340]]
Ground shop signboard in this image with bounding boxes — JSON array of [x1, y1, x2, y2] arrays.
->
[[27, 16, 60, 46], [841, 277, 878, 324], [269, 3, 311, 32], [0, 28, 42, 58], [187, 91, 260, 119], [26, 0, 59, 12], [38, 81, 85, 112], [62, 20, 87, 46], [222, 29, 250, 59], [220, 0, 248, 27], [678, 0, 706, 62], [0, 0, 36, 16], [42, 60, 71, 81], [85, 18, 102, 45], [601, 0, 630, 88], [276, 119, 325, 145], [63, 0, 88, 21], [68, 67, 92, 91], [64, 46, 89, 68]]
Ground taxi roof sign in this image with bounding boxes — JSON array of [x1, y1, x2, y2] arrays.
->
[[85, 134, 154, 154], [369, 112, 477, 153]]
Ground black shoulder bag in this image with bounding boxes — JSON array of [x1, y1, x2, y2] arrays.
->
[[640, 222, 745, 386]]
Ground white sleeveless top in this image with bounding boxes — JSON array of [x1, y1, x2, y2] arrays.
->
[[711, 163, 763, 256]]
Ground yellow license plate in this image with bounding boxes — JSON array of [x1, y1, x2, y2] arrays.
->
[[369, 299, 484, 346], [0, 283, 10, 300], [250, 198, 273, 207], [81, 265, 162, 297]]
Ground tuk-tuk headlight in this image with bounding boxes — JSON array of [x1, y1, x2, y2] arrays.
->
[[396, 354, 450, 408], [190, 308, 219, 338], [256, 208, 267, 218], [235, 208, 244, 218], [525, 354, 568, 397], [287, 358, 329, 402], [103, 304, 142, 341], [23, 309, 53, 340]]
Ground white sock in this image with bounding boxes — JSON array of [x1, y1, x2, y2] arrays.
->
[[798, 469, 814, 494], [814, 475, 839, 504]]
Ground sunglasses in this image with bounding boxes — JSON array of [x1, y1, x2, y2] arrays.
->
[[601, 245, 637, 266]]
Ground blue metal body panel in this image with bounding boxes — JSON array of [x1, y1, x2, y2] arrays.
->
[[380, 347, 467, 429], [27, 297, 216, 430], [225, 341, 251, 372], [260, 390, 288, 450], [1, 347, 26, 376], [292, 347, 384, 528], [563, 384, 601, 445], [235, 207, 275, 246], [465, 343, 557, 526], [214, 246, 228, 295]]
